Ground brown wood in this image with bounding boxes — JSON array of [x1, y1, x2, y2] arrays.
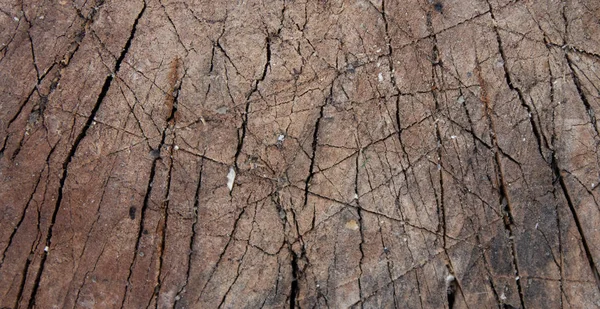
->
[[1, 0, 600, 308]]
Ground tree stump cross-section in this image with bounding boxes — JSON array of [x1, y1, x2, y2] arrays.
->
[[1, 0, 600, 308]]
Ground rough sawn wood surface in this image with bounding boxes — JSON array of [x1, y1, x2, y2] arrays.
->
[[1, 0, 600, 308]]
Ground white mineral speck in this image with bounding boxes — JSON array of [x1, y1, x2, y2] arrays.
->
[[13, 17, 19, 21], [174, 145, 179, 150], [44, 246, 49, 252], [278, 134, 285, 142], [451, 135, 457, 139], [378, 72, 383, 82], [227, 167, 236, 191]]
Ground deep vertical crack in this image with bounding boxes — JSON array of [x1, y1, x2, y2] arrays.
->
[[12, 147, 55, 309], [473, 229, 503, 306], [5, 0, 104, 154], [234, 35, 272, 170], [303, 81, 334, 209], [289, 250, 299, 309], [24, 13, 40, 81], [151, 143, 175, 308], [381, 0, 411, 165], [196, 207, 246, 301], [124, 55, 182, 309], [487, 1, 549, 163], [426, 17, 446, 249], [173, 157, 204, 307], [564, 55, 600, 137], [303, 102, 325, 208], [426, 15, 468, 308], [217, 244, 249, 308], [483, 2, 558, 307], [551, 155, 600, 290], [414, 271, 425, 309], [354, 151, 365, 308], [485, 85, 527, 309], [27, 2, 147, 307], [0, 144, 55, 269], [151, 59, 183, 306], [475, 44, 527, 309], [377, 222, 399, 308]]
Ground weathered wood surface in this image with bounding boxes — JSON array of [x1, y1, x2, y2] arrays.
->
[[1, 0, 600, 308]]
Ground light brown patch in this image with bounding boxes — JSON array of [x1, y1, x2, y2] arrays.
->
[[345, 219, 359, 231], [166, 57, 181, 123]]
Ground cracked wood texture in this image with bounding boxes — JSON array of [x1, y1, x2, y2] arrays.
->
[[1, 0, 600, 308]]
